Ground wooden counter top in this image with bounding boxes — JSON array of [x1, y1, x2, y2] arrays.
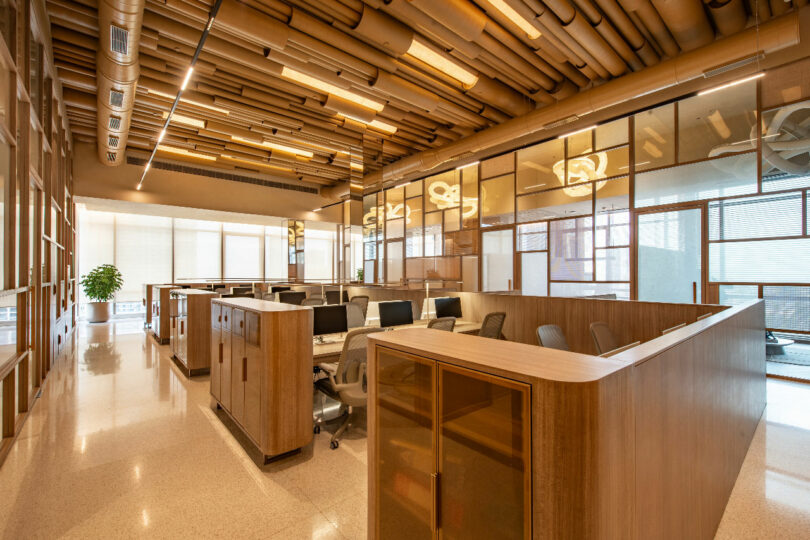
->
[[170, 289, 217, 296], [369, 328, 627, 384], [213, 297, 308, 312]]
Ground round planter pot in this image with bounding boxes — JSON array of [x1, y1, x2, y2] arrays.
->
[[87, 301, 111, 323]]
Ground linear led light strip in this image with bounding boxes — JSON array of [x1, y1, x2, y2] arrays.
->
[[405, 39, 478, 86], [281, 66, 385, 112], [697, 72, 764, 96], [231, 135, 314, 158], [137, 0, 224, 191], [486, 0, 542, 40]]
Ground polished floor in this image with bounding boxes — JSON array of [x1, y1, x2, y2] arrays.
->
[[0, 320, 809, 538]]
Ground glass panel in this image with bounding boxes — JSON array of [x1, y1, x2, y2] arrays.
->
[[444, 208, 460, 233], [550, 281, 630, 299], [709, 193, 803, 241], [763, 286, 810, 332], [549, 217, 593, 281], [0, 138, 6, 287], [516, 138, 564, 194], [264, 223, 288, 280], [439, 365, 528, 540], [77, 210, 115, 304], [638, 209, 702, 303], [424, 212, 442, 257], [595, 117, 628, 150], [425, 170, 458, 212], [387, 218, 404, 239], [521, 251, 547, 296], [387, 186, 404, 215], [634, 103, 675, 171], [596, 247, 629, 281], [635, 153, 757, 208], [480, 174, 514, 227], [567, 127, 593, 156], [376, 350, 434, 540], [305, 223, 335, 281], [718, 285, 758, 306], [461, 165, 479, 228], [174, 218, 221, 281], [363, 260, 375, 284], [678, 80, 756, 163], [709, 238, 810, 283], [481, 229, 513, 291], [517, 222, 547, 252], [595, 211, 630, 248], [405, 179, 422, 198], [517, 184, 591, 223], [761, 99, 810, 192], [386, 241, 403, 284], [114, 214, 173, 302]]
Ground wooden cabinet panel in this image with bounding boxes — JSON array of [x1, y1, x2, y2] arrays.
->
[[244, 344, 262, 441], [211, 327, 222, 401], [221, 329, 232, 410], [211, 302, 221, 329], [231, 333, 246, 425], [246, 311, 259, 346], [233, 308, 245, 337], [222, 306, 232, 331]]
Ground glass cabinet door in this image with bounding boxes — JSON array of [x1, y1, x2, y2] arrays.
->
[[375, 349, 436, 540], [438, 365, 531, 540]]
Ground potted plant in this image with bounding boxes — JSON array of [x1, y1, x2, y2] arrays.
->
[[81, 264, 123, 323]]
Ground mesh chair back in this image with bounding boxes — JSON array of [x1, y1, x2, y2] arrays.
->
[[346, 303, 366, 329], [590, 322, 619, 355], [350, 295, 370, 318], [536, 324, 570, 351], [478, 312, 506, 339], [427, 317, 456, 332], [302, 298, 325, 306], [337, 327, 384, 385]]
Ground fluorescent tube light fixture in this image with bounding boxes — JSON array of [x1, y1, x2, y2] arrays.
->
[[162, 112, 206, 129], [487, 0, 541, 39], [231, 136, 314, 158], [157, 144, 217, 161], [181, 67, 194, 91], [697, 72, 764, 96], [368, 119, 397, 134], [406, 39, 478, 86], [281, 66, 385, 112]]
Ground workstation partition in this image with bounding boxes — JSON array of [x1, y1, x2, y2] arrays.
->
[[367, 299, 765, 539]]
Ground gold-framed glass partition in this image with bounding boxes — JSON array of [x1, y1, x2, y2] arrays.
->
[[361, 59, 810, 335]]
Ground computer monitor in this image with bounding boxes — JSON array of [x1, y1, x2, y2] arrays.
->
[[325, 290, 350, 305], [313, 305, 348, 336], [434, 297, 462, 319], [278, 291, 306, 305], [271, 286, 291, 293], [379, 301, 414, 328]]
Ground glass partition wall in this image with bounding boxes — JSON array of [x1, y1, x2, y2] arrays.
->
[[362, 62, 810, 335]]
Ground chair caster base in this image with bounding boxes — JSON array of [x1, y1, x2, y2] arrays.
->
[[330, 440, 339, 450], [313, 425, 321, 434]]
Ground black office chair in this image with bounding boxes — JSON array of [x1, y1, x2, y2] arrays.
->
[[536, 325, 570, 351], [478, 312, 506, 340], [427, 317, 456, 332]]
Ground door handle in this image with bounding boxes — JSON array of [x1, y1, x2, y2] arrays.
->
[[218, 315, 222, 322], [431, 472, 439, 532], [180, 320, 184, 334], [239, 320, 243, 329], [172, 317, 175, 328], [242, 357, 247, 381], [218, 342, 223, 363], [692, 282, 697, 304]]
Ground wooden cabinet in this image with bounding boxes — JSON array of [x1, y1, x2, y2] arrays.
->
[[211, 298, 313, 462], [151, 285, 175, 344], [169, 289, 217, 377], [371, 345, 531, 540]]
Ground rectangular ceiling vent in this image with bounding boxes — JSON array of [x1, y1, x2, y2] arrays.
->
[[110, 25, 129, 55], [109, 116, 121, 130], [106, 152, 117, 163], [109, 90, 124, 107], [126, 156, 320, 194], [703, 53, 764, 78], [543, 115, 579, 130], [108, 135, 119, 148]]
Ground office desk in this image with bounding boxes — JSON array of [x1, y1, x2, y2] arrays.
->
[[312, 320, 481, 364]]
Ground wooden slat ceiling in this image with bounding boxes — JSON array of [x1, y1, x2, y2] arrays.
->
[[48, 0, 803, 188]]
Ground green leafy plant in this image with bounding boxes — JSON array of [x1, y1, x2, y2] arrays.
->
[[81, 264, 123, 302], [356, 268, 364, 282]]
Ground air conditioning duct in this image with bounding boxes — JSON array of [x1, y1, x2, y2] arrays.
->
[[96, 0, 145, 166]]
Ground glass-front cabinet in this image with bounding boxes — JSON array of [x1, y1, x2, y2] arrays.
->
[[374, 348, 531, 539]]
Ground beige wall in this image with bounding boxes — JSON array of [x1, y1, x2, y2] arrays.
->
[[72, 142, 343, 223]]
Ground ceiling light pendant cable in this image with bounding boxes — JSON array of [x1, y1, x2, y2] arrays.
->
[[137, 0, 223, 191]]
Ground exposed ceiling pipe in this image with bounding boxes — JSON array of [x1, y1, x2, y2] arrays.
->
[[362, 11, 800, 186], [648, 0, 715, 51], [617, 0, 681, 57], [96, 0, 145, 166], [706, 0, 747, 37]]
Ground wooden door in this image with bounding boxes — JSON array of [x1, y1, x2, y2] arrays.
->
[[231, 309, 246, 424], [244, 311, 261, 441]]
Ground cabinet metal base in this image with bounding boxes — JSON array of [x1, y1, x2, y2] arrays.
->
[[151, 332, 169, 345], [170, 354, 210, 378]]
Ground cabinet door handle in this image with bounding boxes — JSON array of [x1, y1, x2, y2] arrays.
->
[[218, 315, 222, 322], [218, 342, 223, 363], [431, 472, 439, 532], [239, 320, 243, 329], [180, 321, 184, 334], [242, 357, 247, 381], [172, 317, 175, 328], [224, 314, 228, 322]]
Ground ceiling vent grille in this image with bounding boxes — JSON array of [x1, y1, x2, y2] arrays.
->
[[109, 116, 121, 130], [108, 135, 119, 148], [106, 152, 117, 163], [109, 90, 124, 107], [110, 25, 129, 55], [126, 156, 320, 194]]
